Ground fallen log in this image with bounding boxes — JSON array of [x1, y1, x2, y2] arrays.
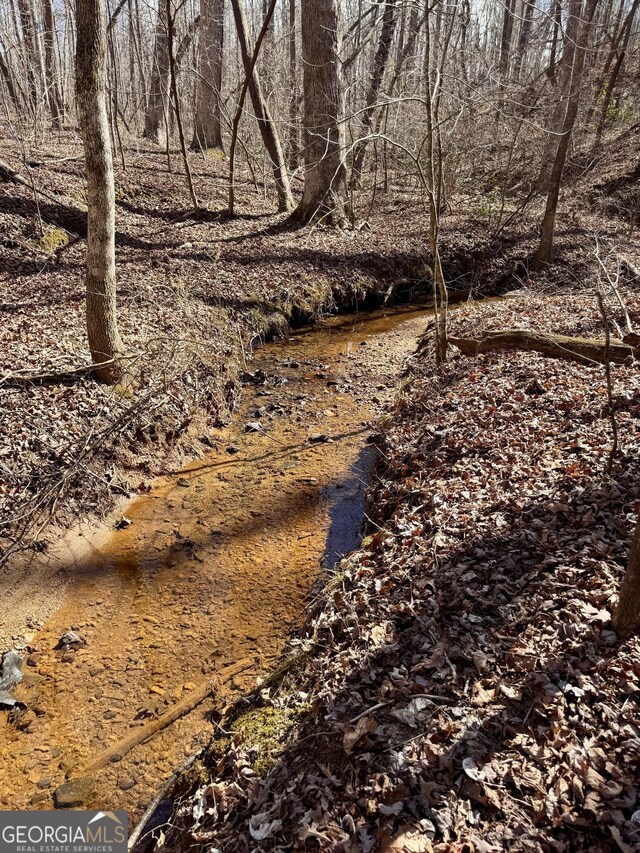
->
[[449, 329, 638, 367]]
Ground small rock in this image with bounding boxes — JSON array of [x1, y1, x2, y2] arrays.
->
[[89, 665, 104, 677], [309, 433, 330, 444], [61, 652, 76, 663], [54, 776, 95, 808], [176, 477, 190, 488], [115, 515, 132, 530], [13, 710, 37, 732], [226, 445, 240, 454], [103, 710, 118, 720], [36, 777, 52, 790], [118, 776, 137, 791], [55, 631, 85, 651], [27, 653, 43, 667], [245, 422, 262, 433]]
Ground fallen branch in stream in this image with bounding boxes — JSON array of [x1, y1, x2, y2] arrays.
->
[[449, 329, 639, 366], [86, 657, 255, 775], [52, 657, 256, 808]]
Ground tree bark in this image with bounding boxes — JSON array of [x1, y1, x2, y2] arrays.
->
[[449, 329, 636, 366], [352, 0, 400, 183], [292, 0, 351, 227], [512, 0, 535, 81], [286, 0, 298, 167], [533, 0, 600, 268], [0, 46, 22, 113], [614, 518, 640, 637], [76, 0, 124, 383], [143, 6, 170, 145], [191, 0, 224, 153], [42, 0, 64, 127], [230, 0, 293, 212], [17, 0, 41, 111], [591, 0, 639, 154]]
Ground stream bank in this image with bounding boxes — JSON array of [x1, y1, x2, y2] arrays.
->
[[0, 303, 432, 820]]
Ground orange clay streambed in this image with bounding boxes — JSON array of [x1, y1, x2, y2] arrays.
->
[[0, 304, 431, 820]]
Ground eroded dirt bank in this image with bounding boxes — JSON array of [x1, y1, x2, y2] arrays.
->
[[0, 304, 430, 820]]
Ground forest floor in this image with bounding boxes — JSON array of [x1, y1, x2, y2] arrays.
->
[[123, 132, 640, 851], [1, 124, 640, 849]]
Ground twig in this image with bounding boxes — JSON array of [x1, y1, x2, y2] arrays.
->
[[597, 292, 619, 475], [128, 754, 198, 851]]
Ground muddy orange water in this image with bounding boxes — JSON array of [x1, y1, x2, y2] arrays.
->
[[0, 305, 430, 820]]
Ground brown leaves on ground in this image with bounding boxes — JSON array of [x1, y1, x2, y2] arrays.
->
[[160, 283, 640, 852]]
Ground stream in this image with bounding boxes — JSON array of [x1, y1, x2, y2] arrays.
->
[[0, 304, 431, 819]]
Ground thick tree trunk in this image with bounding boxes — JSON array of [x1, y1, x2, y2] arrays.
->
[[352, 0, 399, 183], [614, 518, 640, 637], [533, 0, 599, 268], [42, 0, 64, 126], [293, 0, 351, 227], [143, 8, 170, 145], [230, 0, 293, 212], [191, 0, 224, 153], [449, 329, 636, 366], [76, 0, 124, 383]]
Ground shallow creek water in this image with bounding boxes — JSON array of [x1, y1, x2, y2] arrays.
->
[[0, 304, 431, 819]]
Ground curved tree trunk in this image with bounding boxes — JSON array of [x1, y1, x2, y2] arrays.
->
[[190, 0, 224, 154], [76, 0, 124, 383], [293, 0, 351, 227]]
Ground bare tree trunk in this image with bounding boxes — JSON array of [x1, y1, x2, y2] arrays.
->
[[538, 0, 582, 188], [191, 0, 224, 153], [512, 0, 535, 81], [143, 6, 170, 145], [352, 0, 400, 183], [533, 0, 600, 268], [591, 0, 639, 154], [166, 0, 199, 212], [17, 0, 40, 112], [614, 517, 640, 637], [230, 0, 293, 212], [292, 0, 351, 227], [0, 46, 22, 112], [76, 0, 124, 383], [42, 0, 64, 126], [287, 0, 298, 167]]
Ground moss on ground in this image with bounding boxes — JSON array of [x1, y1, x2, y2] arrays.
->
[[37, 227, 69, 254]]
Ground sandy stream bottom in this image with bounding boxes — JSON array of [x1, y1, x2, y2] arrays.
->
[[0, 305, 430, 821]]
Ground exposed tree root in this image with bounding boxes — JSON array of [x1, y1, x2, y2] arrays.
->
[[449, 329, 638, 366]]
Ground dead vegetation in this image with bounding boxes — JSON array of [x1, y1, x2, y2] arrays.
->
[[146, 280, 640, 853]]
